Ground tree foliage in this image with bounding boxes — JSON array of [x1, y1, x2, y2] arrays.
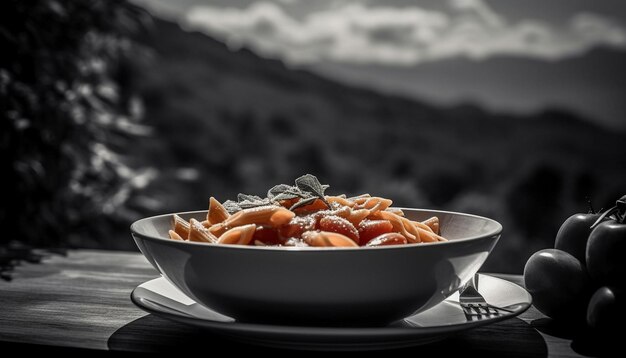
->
[[0, 0, 149, 247]]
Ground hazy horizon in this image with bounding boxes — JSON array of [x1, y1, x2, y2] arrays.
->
[[132, 0, 626, 129]]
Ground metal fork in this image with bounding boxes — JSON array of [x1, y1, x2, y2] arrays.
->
[[459, 275, 514, 320]]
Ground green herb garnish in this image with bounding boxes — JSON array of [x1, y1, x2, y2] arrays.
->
[[221, 174, 330, 214], [294, 174, 330, 208]]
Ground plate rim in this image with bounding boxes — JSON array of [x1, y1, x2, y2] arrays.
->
[[130, 273, 531, 339]]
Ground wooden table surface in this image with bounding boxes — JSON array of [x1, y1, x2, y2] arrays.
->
[[0, 250, 609, 356]]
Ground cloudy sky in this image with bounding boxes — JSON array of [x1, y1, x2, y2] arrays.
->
[[134, 0, 626, 66]]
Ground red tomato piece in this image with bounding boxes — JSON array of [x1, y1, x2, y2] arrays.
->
[[277, 198, 299, 209], [253, 227, 282, 245], [279, 215, 316, 239], [318, 215, 360, 244], [292, 198, 329, 213], [358, 220, 394, 245]]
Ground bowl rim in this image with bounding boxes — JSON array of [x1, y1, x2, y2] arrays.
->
[[130, 207, 502, 252]]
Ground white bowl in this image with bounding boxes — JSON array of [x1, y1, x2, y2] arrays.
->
[[131, 208, 501, 326]]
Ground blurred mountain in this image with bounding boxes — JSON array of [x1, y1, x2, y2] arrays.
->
[[313, 47, 626, 130], [126, 18, 626, 273]]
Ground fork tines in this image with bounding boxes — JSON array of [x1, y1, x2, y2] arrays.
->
[[459, 280, 505, 320], [461, 303, 501, 319]]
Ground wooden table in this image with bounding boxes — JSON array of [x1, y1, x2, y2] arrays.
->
[[0, 250, 608, 356]]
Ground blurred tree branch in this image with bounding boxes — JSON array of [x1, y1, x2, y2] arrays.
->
[[0, 0, 151, 249]]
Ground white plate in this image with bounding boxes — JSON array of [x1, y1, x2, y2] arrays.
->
[[131, 274, 531, 351]]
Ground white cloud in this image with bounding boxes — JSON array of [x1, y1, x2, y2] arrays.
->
[[449, 0, 503, 27], [184, 0, 626, 66]]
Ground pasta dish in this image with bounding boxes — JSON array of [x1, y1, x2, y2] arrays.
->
[[168, 175, 446, 247]]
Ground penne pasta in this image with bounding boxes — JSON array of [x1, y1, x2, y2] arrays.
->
[[302, 231, 359, 247], [168, 230, 184, 241], [326, 196, 355, 207], [207, 197, 230, 225], [167, 175, 446, 247], [218, 224, 256, 245], [224, 206, 295, 228], [188, 218, 218, 243], [173, 214, 191, 239]]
